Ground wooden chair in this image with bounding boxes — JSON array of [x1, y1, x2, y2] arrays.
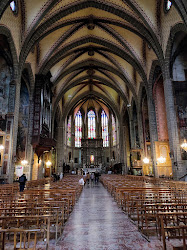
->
[[0, 228, 40, 250]]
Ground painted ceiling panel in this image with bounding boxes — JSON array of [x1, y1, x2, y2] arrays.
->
[[59, 26, 123, 49], [107, 52, 134, 79], [135, 0, 157, 29], [66, 51, 118, 70], [161, 4, 183, 54], [1, 6, 22, 55], [39, 25, 72, 62], [64, 84, 88, 104], [25, 0, 47, 30], [45, 7, 130, 24], [110, 24, 144, 61]]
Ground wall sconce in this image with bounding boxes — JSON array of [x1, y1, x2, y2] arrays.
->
[[181, 139, 187, 152], [46, 160, 52, 167], [0, 145, 4, 151], [21, 160, 28, 166], [143, 157, 149, 164], [157, 156, 166, 164]]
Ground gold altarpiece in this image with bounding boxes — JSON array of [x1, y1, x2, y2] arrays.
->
[[81, 139, 103, 168], [155, 141, 172, 177]]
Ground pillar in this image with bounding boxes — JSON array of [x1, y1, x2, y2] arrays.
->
[[8, 78, 21, 183], [147, 84, 158, 177], [163, 76, 184, 179], [57, 124, 64, 173]]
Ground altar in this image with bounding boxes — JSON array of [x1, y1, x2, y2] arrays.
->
[[81, 139, 103, 168]]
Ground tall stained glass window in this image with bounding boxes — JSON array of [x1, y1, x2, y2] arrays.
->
[[67, 116, 71, 146], [101, 110, 109, 147], [112, 114, 116, 146], [164, 0, 172, 12], [75, 111, 82, 147], [88, 110, 96, 139]]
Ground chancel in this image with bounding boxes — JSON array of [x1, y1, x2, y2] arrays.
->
[[0, 0, 187, 249]]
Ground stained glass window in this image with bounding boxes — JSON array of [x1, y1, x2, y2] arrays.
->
[[90, 155, 94, 163], [101, 110, 109, 147], [10, 1, 18, 14], [88, 110, 96, 139], [67, 116, 71, 146], [164, 0, 172, 12], [75, 111, 82, 147], [112, 114, 116, 146]]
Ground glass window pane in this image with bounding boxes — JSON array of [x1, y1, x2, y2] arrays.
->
[[88, 110, 96, 139], [75, 111, 82, 147], [112, 114, 116, 146], [101, 110, 109, 147], [67, 116, 71, 146]]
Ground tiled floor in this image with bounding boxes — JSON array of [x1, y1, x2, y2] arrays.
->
[[55, 182, 165, 250]]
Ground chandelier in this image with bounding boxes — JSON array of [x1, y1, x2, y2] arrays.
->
[[181, 140, 187, 152]]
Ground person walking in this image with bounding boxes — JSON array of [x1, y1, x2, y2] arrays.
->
[[87, 172, 90, 184], [19, 174, 27, 192], [94, 170, 99, 183], [91, 172, 94, 185]]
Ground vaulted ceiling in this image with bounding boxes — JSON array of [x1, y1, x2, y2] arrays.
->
[[1, 0, 184, 119]]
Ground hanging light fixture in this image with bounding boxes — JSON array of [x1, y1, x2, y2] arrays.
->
[[181, 139, 187, 152], [157, 156, 166, 164]]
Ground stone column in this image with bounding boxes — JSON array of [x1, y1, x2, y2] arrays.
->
[[122, 124, 128, 174], [8, 79, 21, 183], [119, 117, 125, 173], [163, 76, 183, 179], [26, 98, 34, 181], [57, 124, 64, 173], [147, 84, 159, 178], [71, 117, 75, 170], [129, 113, 135, 149], [97, 114, 101, 138], [137, 107, 144, 150], [108, 114, 112, 160]]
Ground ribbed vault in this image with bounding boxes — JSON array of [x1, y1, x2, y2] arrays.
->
[[1, 0, 186, 128]]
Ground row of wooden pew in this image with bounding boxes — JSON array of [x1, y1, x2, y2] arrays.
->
[[0, 175, 83, 249], [100, 174, 187, 250]]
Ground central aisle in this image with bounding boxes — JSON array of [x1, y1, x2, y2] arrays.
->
[[56, 182, 162, 250]]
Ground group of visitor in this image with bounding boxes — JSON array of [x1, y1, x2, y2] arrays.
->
[[79, 171, 100, 185]]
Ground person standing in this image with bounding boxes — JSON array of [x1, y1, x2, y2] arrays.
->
[[19, 174, 27, 192], [60, 172, 63, 181]]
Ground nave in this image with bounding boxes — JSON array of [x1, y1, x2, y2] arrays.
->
[[56, 181, 163, 250], [0, 175, 187, 249]]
